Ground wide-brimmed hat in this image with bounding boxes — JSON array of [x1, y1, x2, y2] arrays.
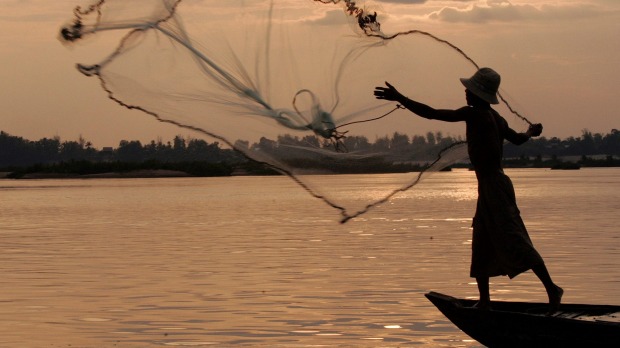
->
[[460, 67, 500, 104]]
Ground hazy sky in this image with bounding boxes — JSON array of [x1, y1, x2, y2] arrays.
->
[[0, 0, 618, 148]]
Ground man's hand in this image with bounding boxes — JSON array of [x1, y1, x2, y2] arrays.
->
[[374, 82, 404, 102], [527, 123, 543, 137]]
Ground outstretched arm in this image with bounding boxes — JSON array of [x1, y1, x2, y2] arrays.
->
[[374, 82, 464, 122]]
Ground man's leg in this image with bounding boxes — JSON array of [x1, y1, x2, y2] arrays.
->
[[532, 263, 563, 311], [475, 276, 491, 309]]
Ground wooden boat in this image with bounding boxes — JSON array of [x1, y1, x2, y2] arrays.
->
[[425, 292, 620, 347]]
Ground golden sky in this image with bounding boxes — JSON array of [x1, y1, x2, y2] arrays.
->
[[0, 0, 618, 148]]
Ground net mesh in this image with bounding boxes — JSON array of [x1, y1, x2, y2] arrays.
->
[[60, 0, 533, 223]]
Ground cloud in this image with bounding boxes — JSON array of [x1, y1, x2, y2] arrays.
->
[[428, 1, 609, 24]]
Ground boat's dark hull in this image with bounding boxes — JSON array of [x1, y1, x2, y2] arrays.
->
[[425, 292, 620, 347]]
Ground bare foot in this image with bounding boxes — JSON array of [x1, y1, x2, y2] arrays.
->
[[548, 285, 563, 314]]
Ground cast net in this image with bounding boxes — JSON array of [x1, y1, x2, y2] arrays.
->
[[59, 0, 533, 223]]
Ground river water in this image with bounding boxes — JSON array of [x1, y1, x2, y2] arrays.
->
[[0, 168, 618, 347]]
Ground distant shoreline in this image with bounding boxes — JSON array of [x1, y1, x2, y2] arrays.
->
[[1, 169, 192, 180], [4, 165, 620, 180]]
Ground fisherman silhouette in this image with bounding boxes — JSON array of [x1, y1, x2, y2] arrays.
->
[[374, 67, 563, 312]]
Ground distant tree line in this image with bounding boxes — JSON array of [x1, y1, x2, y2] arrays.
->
[[504, 129, 620, 158], [0, 132, 242, 167], [0, 132, 253, 177], [1, 128, 619, 177]]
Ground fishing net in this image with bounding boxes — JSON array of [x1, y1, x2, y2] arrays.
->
[[59, 0, 533, 223]]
